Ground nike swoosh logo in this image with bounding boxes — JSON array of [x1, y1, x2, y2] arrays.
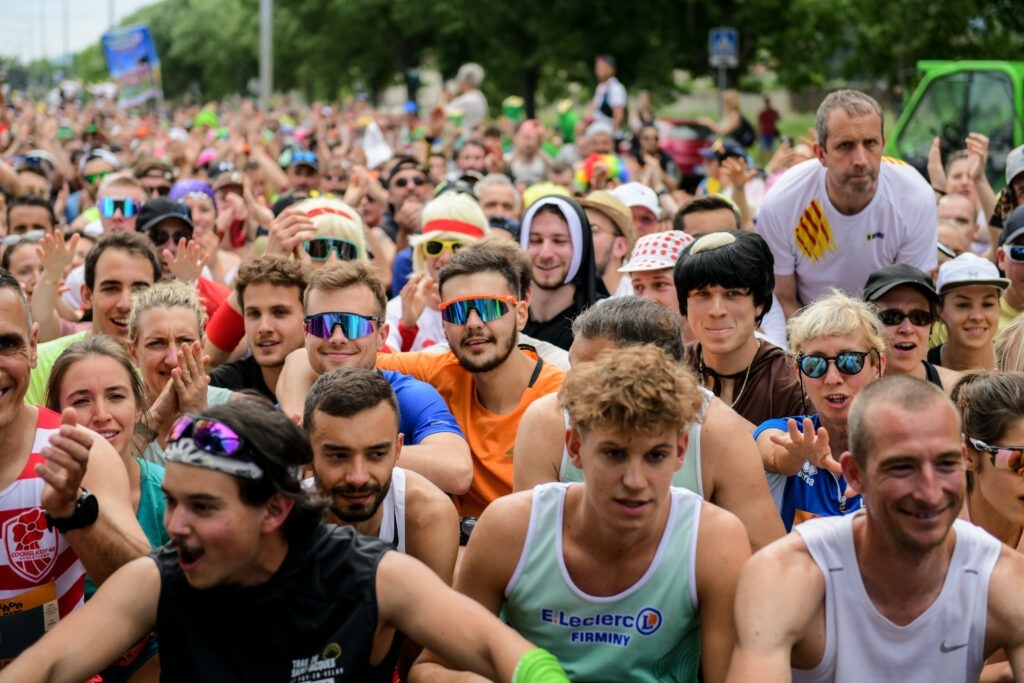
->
[[939, 641, 968, 653]]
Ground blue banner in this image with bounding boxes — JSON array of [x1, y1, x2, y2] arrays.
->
[[101, 24, 163, 110]]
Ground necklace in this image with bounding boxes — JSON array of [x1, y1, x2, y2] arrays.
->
[[697, 340, 758, 409], [829, 470, 847, 514]]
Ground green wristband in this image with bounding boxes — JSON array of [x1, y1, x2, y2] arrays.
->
[[512, 648, 569, 683]]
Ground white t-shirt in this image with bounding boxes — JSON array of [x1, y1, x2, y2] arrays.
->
[[757, 158, 937, 306], [590, 77, 627, 127], [446, 90, 488, 133], [385, 297, 445, 352]]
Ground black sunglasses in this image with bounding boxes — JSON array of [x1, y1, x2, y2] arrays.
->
[[393, 176, 426, 189], [876, 309, 935, 327], [150, 228, 192, 246]]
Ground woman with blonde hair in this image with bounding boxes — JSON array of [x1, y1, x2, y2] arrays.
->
[[995, 314, 1024, 372], [386, 191, 490, 351], [292, 195, 367, 268], [754, 290, 886, 530]]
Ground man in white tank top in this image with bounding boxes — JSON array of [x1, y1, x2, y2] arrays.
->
[[303, 367, 459, 584], [413, 345, 751, 683], [728, 375, 1024, 682]]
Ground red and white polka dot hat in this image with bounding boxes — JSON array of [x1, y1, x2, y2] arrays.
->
[[618, 230, 694, 273]]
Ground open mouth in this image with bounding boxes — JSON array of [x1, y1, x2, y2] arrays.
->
[[823, 394, 849, 408], [176, 544, 204, 570], [97, 430, 120, 444]]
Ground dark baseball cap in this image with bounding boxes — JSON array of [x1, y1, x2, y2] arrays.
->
[[136, 197, 194, 235], [700, 139, 746, 161], [1000, 205, 1024, 246], [386, 155, 428, 187], [861, 264, 938, 305]]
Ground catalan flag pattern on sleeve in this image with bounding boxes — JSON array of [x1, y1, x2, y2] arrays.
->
[[794, 199, 837, 262]]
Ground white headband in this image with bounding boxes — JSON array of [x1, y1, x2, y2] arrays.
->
[[165, 439, 265, 480]]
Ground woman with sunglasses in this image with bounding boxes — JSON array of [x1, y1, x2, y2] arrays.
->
[[929, 252, 1008, 372], [292, 196, 368, 267], [169, 179, 241, 287], [861, 263, 962, 392], [754, 290, 886, 531], [128, 281, 234, 463], [46, 335, 166, 682], [953, 370, 1024, 681], [388, 191, 490, 351]]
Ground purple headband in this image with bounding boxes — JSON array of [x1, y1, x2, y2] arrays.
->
[[169, 179, 216, 206]]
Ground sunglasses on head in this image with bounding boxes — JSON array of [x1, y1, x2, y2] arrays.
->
[[422, 239, 466, 258], [796, 351, 872, 379], [303, 237, 359, 261], [1, 230, 44, 247], [1005, 245, 1024, 263], [393, 176, 426, 189], [304, 311, 381, 340], [84, 170, 112, 185], [877, 308, 935, 327], [170, 414, 246, 457], [967, 436, 1024, 475], [149, 228, 191, 246], [99, 197, 138, 219], [439, 295, 517, 325]]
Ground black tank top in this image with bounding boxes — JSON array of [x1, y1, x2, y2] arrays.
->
[[922, 360, 944, 389]]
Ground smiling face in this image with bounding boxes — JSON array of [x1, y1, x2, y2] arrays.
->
[[440, 271, 526, 374], [0, 288, 37, 429], [686, 283, 762, 359], [304, 285, 387, 374], [796, 330, 883, 428], [308, 402, 401, 526], [83, 248, 155, 343], [965, 418, 1024, 527], [130, 306, 202, 401], [6, 244, 44, 300], [57, 355, 140, 459], [630, 269, 680, 315], [568, 422, 684, 531], [939, 284, 1001, 351], [845, 399, 964, 556], [242, 283, 306, 370], [526, 211, 574, 291]]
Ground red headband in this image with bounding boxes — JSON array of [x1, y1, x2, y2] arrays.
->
[[306, 207, 354, 221], [422, 219, 485, 239]]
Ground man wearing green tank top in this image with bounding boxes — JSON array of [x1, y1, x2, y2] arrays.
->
[[410, 345, 751, 683]]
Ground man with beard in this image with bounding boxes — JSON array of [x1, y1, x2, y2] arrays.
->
[[727, 376, 1024, 681], [277, 241, 566, 520], [279, 261, 472, 497], [758, 89, 936, 319], [520, 195, 608, 350], [304, 367, 458, 578]]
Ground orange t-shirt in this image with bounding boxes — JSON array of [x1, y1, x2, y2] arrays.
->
[[376, 349, 565, 517]]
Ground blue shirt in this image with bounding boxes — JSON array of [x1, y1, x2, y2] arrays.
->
[[754, 414, 863, 532], [390, 248, 414, 297], [383, 369, 463, 443]]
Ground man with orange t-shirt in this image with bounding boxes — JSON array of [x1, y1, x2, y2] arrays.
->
[[375, 239, 566, 523]]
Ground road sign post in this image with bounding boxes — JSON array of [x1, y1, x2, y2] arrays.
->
[[709, 27, 739, 117]]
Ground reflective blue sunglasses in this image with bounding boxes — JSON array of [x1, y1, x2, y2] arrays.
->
[[304, 312, 381, 340], [797, 351, 871, 379], [99, 197, 138, 219], [439, 296, 517, 325]]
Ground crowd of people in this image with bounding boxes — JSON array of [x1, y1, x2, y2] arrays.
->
[[1, 54, 1024, 681]]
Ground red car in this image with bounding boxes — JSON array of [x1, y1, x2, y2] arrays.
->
[[657, 118, 716, 192]]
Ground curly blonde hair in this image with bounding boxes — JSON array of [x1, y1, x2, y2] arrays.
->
[[559, 344, 704, 434], [128, 280, 205, 344], [788, 289, 886, 357]]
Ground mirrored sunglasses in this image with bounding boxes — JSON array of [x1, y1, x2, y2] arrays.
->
[[303, 311, 381, 340], [99, 197, 139, 219], [968, 436, 1024, 475], [1006, 245, 1024, 263], [170, 414, 246, 458], [797, 351, 871, 379], [439, 296, 517, 325], [303, 237, 359, 261]]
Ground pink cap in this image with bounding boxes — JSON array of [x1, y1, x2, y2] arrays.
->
[[618, 230, 693, 273]]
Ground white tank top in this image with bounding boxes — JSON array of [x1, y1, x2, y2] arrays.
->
[[793, 514, 1000, 683], [378, 467, 407, 553]]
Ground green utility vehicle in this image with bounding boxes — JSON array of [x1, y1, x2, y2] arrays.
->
[[887, 60, 1024, 190]]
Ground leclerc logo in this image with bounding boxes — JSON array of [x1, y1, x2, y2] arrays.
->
[[636, 607, 662, 635]]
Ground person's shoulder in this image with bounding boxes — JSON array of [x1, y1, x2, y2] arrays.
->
[[880, 157, 933, 195], [402, 467, 458, 517], [759, 159, 823, 214], [38, 330, 88, 358]]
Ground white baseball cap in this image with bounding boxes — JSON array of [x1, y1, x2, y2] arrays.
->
[[611, 182, 659, 218], [935, 252, 1010, 295]]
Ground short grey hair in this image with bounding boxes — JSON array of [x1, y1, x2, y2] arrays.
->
[[815, 89, 884, 151], [475, 174, 522, 214], [457, 63, 484, 89]]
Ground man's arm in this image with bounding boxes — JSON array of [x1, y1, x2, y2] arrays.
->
[[774, 273, 801, 320], [700, 400, 785, 552], [38, 411, 151, 585], [401, 433, 473, 496], [513, 394, 565, 492], [985, 547, 1024, 682], [0, 557, 160, 683], [403, 469, 461, 585], [726, 536, 825, 683], [407, 492, 533, 683], [695, 502, 752, 683], [277, 348, 320, 420]]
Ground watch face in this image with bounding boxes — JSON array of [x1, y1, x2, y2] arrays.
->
[[79, 491, 99, 526]]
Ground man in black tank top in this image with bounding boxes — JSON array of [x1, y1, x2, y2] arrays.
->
[[0, 399, 570, 683]]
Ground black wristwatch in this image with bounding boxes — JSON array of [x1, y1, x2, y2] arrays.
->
[[45, 488, 99, 533]]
